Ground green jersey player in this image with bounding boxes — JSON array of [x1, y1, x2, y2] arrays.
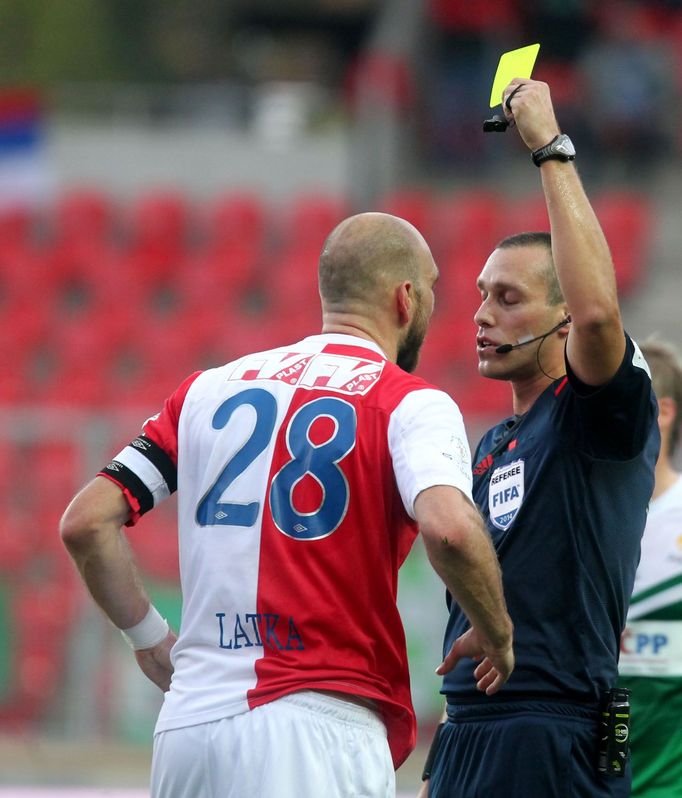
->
[[620, 340, 682, 798]]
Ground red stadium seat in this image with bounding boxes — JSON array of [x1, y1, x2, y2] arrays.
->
[[49, 305, 127, 368], [2, 323, 43, 407], [28, 442, 81, 511], [439, 249, 486, 328], [497, 196, 550, 241], [199, 191, 267, 251], [261, 248, 321, 346], [15, 579, 76, 637], [0, 203, 34, 254], [593, 191, 653, 294], [429, 0, 518, 33], [0, 580, 76, 724], [120, 190, 191, 288], [0, 295, 50, 359], [268, 247, 319, 303], [173, 247, 261, 312], [53, 188, 115, 245], [434, 190, 502, 262], [0, 446, 36, 567], [37, 363, 110, 407], [0, 508, 37, 573], [33, 301, 125, 406], [126, 190, 190, 252], [278, 192, 349, 253], [33, 191, 116, 294], [82, 249, 143, 311], [378, 188, 435, 237], [443, 371, 510, 421], [0, 248, 53, 303], [122, 243, 184, 290], [420, 314, 475, 376]]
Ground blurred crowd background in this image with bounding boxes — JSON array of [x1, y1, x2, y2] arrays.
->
[[0, 0, 681, 791]]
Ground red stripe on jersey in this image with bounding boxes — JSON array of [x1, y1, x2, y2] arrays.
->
[[554, 376, 569, 396], [246, 360, 431, 768], [142, 371, 203, 464], [96, 472, 142, 526]]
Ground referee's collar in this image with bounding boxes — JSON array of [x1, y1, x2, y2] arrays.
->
[[302, 333, 388, 360]]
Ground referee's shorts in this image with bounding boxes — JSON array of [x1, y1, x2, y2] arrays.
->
[[428, 700, 631, 798], [151, 690, 395, 798]]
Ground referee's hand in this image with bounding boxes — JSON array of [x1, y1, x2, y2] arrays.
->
[[134, 629, 177, 692], [436, 626, 514, 695], [502, 78, 560, 153]]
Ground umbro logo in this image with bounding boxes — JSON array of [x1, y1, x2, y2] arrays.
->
[[131, 437, 152, 451]]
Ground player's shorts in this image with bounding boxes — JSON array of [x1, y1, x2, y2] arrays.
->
[[150, 689, 395, 798], [428, 700, 631, 798]]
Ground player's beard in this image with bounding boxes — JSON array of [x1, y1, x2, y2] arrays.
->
[[397, 295, 428, 374]]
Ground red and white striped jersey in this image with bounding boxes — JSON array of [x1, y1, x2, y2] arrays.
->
[[99, 334, 473, 768]]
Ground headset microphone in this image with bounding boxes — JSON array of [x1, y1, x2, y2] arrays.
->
[[495, 317, 571, 354]]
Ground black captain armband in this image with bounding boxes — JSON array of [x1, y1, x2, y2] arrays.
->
[[100, 435, 177, 517], [421, 722, 445, 781]]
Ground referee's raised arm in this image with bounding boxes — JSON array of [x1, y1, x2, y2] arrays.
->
[[503, 78, 626, 387]]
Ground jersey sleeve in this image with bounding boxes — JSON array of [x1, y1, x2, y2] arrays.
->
[[98, 371, 201, 526], [388, 388, 473, 519], [561, 334, 658, 460]]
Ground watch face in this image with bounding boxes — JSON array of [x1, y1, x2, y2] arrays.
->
[[555, 136, 576, 157]]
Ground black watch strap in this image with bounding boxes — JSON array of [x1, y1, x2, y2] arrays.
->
[[531, 134, 576, 167]]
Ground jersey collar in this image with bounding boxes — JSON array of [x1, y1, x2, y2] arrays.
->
[[301, 333, 388, 360]]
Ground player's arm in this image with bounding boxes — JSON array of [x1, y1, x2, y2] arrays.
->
[[504, 78, 625, 386], [60, 475, 176, 691], [414, 485, 514, 694]]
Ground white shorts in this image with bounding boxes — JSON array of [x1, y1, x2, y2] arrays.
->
[[150, 690, 396, 798]]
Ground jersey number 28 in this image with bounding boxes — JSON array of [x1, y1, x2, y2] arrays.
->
[[196, 388, 357, 540]]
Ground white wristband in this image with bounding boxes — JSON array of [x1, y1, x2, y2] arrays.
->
[[121, 604, 169, 651]]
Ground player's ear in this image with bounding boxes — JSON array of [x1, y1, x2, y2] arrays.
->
[[396, 281, 413, 327], [558, 312, 571, 338], [657, 396, 676, 436]]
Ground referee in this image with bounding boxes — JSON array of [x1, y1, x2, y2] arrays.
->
[[421, 80, 659, 797]]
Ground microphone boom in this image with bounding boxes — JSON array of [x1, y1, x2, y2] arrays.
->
[[494, 317, 570, 355]]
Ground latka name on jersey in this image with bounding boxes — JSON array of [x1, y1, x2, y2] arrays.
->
[[216, 612, 305, 652], [489, 459, 525, 531], [226, 350, 384, 396]]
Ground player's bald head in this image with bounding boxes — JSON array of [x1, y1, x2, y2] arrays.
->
[[318, 212, 429, 308]]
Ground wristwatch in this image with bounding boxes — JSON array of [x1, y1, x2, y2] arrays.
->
[[531, 134, 576, 167]]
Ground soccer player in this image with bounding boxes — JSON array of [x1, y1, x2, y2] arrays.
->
[[60, 212, 514, 798], [421, 80, 659, 797], [619, 340, 682, 798]]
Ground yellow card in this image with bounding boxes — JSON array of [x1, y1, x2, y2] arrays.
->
[[489, 44, 540, 108]]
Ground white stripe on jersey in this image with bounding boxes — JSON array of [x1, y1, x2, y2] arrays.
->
[[388, 388, 473, 518], [113, 445, 171, 506], [628, 583, 682, 621]]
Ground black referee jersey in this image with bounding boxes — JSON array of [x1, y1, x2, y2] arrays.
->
[[442, 333, 660, 704]]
